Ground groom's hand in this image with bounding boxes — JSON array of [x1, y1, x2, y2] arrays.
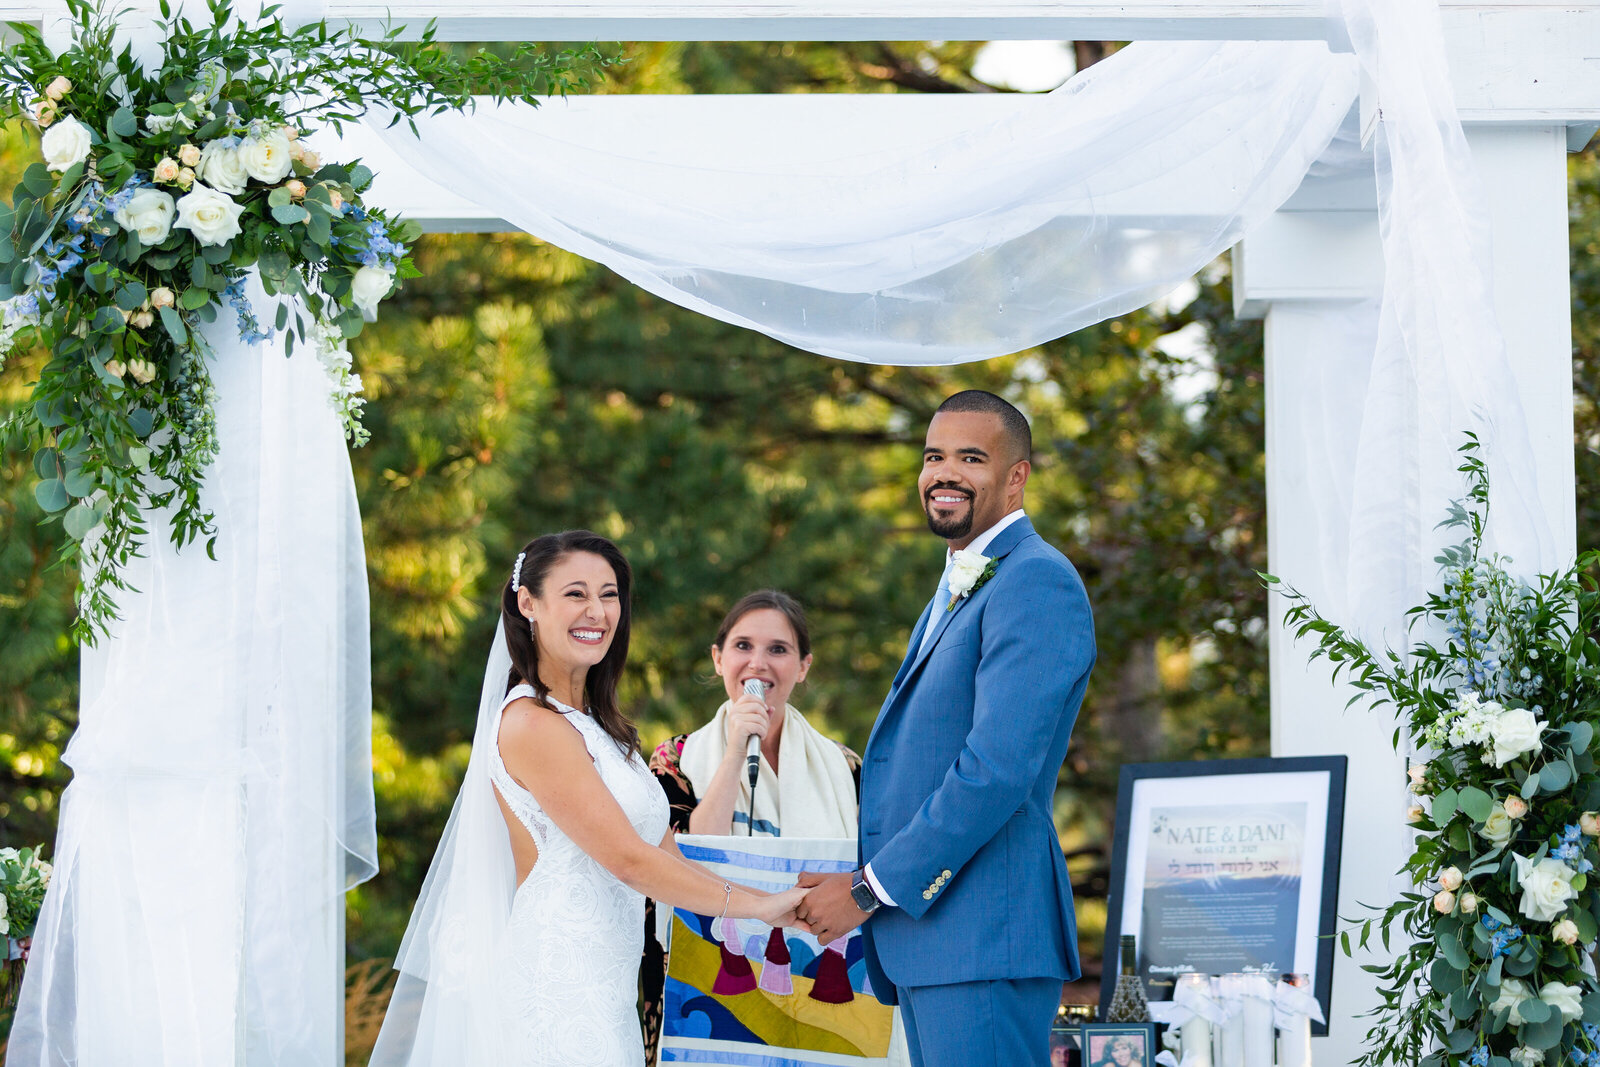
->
[[792, 871, 867, 946]]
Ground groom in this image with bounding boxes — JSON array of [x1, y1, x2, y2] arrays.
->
[[795, 390, 1095, 1066]]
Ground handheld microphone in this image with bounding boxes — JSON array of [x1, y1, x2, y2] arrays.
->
[[743, 679, 766, 793]]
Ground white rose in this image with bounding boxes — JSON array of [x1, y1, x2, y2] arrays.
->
[[105, 358, 127, 377], [41, 116, 92, 172], [1510, 1048, 1543, 1067], [127, 358, 157, 384], [45, 75, 72, 101], [1540, 981, 1584, 1022], [173, 183, 244, 247], [1503, 795, 1530, 820], [1512, 853, 1577, 922], [1552, 918, 1580, 944], [1489, 707, 1543, 767], [0, 893, 7, 936], [1581, 811, 1600, 837], [945, 549, 992, 602], [196, 142, 249, 195], [349, 265, 395, 317], [1459, 892, 1480, 914], [1406, 803, 1427, 825], [1480, 804, 1514, 847], [36, 859, 50, 887], [113, 187, 176, 246], [1433, 889, 1457, 914], [1491, 977, 1534, 1025], [237, 131, 293, 183], [1438, 866, 1464, 891]]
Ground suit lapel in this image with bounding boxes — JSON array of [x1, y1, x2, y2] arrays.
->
[[885, 516, 1037, 701]]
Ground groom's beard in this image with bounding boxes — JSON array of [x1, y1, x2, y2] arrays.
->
[[923, 489, 974, 539]]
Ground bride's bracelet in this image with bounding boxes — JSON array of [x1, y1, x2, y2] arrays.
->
[[717, 881, 733, 919]]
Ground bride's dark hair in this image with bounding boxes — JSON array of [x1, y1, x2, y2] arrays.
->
[[501, 530, 639, 757]]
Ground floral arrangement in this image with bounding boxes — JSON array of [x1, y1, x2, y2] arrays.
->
[[0, 844, 52, 1011], [0, 0, 605, 640], [1271, 437, 1600, 1067]]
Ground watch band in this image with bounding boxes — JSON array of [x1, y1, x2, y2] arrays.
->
[[850, 868, 881, 914]]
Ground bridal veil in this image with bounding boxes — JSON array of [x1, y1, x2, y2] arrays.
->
[[369, 619, 519, 1066]]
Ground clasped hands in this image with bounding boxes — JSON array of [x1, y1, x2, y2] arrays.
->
[[781, 871, 867, 945]]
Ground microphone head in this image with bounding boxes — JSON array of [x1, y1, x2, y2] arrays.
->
[[743, 678, 766, 700]]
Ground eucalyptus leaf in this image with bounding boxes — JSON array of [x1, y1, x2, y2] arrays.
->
[[159, 305, 188, 345], [34, 478, 69, 513], [1518, 1012, 1566, 1050], [63, 468, 95, 498], [180, 286, 210, 310], [1458, 785, 1494, 822], [1440, 930, 1471, 969], [1516, 997, 1551, 1025], [128, 408, 155, 438], [21, 163, 54, 199], [1521, 772, 1542, 800], [33, 447, 60, 479], [1568, 720, 1594, 753], [1431, 959, 1465, 996], [1540, 760, 1572, 792], [1449, 986, 1476, 1020], [109, 105, 137, 138], [63, 501, 101, 541], [115, 281, 149, 311], [1443, 1028, 1476, 1054]]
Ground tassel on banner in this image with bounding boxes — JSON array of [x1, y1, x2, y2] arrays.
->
[[757, 928, 793, 995], [809, 942, 854, 1004]]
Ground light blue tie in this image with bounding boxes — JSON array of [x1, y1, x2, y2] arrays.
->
[[917, 558, 954, 658]]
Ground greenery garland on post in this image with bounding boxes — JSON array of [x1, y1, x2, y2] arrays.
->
[[0, 0, 609, 642], [1269, 435, 1600, 1067]]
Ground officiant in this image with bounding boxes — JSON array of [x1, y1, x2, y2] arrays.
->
[[650, 589, 861, 836], [641, 589, 862, 1059]]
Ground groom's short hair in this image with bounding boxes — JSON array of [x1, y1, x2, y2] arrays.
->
[[935, 390, 1032, 464]]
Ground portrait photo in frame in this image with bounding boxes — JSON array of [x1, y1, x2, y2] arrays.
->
[[1079, 1022, 1155, 1067], [1101, 756, 1347, 1035]]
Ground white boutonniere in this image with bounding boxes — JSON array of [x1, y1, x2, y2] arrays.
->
[[946, 550, 1000, 611]]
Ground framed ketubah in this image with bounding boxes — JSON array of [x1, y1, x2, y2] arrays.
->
[[1100, 756, 1347, 1036]]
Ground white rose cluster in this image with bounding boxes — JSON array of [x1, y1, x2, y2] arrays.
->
[[174, 183, 245, 247], [113, 188, 177, 246], [1512, 852, 1578, 922], [40, 116, 92, 173], [946, 549, 992, 603], [1440, 691, 1544, 767]]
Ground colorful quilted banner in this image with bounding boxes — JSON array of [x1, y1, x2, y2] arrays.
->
[[658, 835, 908, 1066]]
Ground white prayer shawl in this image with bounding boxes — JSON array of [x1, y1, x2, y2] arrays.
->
[[679, 702, 857, 839]]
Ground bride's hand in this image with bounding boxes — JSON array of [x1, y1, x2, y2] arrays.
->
[[756, 885, 810, 928]]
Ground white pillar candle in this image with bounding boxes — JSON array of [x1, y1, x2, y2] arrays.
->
[[1217, 975, 1246, 1067], [1277, 973, 1315, 1067], [1242, 985, 1275, 1067], [1174, 974, 1215, 1067]]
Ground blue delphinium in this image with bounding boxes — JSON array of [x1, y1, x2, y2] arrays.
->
[[222, 276, 274, 346], [1468, 1046, 1490, 1067]]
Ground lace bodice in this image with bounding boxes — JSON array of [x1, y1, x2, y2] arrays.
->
[[490, 684, 669, 1066]]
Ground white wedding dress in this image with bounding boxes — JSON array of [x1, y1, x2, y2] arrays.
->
[[489, 685, 670, 1066]]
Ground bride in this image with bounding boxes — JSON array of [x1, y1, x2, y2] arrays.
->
[[371, 530, 808, 1066]]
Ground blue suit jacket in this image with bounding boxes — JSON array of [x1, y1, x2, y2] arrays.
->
[[859, 516, 1095, 1002]]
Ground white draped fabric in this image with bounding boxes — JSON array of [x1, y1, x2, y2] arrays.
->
[[7, 279, 376, 1067], [1333, 0, 1558, 635], [376, 40, 1359, 367]]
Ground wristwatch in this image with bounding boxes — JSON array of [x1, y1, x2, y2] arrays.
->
[[850, 868, 882, 915]]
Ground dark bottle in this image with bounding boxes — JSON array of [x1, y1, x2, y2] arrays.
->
[[1104, 933, 1151, 1023]]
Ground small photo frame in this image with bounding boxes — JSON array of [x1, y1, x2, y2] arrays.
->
[[1080, 1022, 1155, 1067], [1048, 1022, 1083, 1067]]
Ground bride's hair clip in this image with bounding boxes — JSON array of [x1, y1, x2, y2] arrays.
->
[[511, 551, 526, 593]]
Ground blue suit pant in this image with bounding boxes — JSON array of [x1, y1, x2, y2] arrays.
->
[[896, 976, 1062, 1067]]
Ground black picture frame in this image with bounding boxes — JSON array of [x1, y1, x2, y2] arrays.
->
[[1079, 1022, 1156, 1067], [1100, 756, 1347, 1037]]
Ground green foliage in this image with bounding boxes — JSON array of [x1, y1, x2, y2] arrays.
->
[[1276, 438, 1600, 1067], [0, 0, 614, 643]]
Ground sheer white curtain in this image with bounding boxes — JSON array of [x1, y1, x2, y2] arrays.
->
[[1333, 0, 1558, 640], [6, 277, 375, 1067], [375, 40, 1359, 366]]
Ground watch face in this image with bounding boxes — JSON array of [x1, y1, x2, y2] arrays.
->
[[850, 879, 878, 912]]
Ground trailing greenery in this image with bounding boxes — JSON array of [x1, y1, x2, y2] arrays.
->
[[1272, 437, 1600, 1067], [0, 0, 609, 641]]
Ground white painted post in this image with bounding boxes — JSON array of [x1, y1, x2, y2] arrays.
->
[[1241, 119, 1578, 1063]]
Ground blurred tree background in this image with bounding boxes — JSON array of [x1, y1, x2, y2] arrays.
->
[[1, 36, 1597, 1052]]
